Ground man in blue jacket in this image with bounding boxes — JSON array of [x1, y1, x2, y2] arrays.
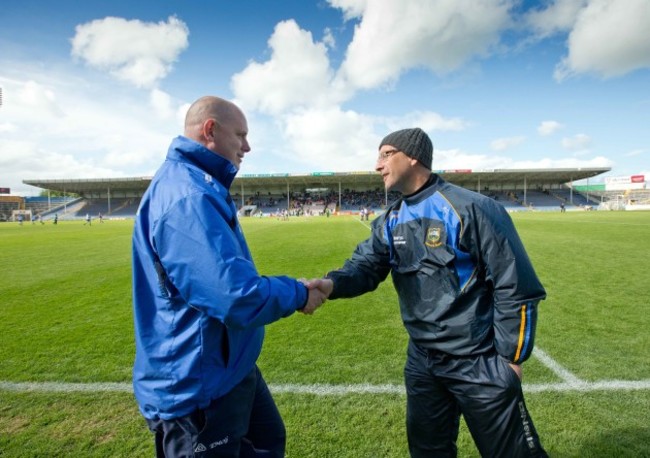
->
[[132, 96, 325, 457], [309, 128, 547, 457]]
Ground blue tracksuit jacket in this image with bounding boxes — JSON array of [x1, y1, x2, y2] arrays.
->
[[132, 136, 307, 420]]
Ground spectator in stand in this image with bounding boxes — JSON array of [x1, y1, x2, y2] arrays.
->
[[131, 95, 326, 457]]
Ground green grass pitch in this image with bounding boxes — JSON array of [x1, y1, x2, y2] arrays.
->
[[1, 211, 649, 457]]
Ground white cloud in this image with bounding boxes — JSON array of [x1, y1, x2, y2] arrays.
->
[[149, 88, 175, 120], [229, 1, 495, 174], [335, 0, 513, 91], [525, 0, 587, 38], [281, 107, 378, 171], [70, 16, 189, 88], [0, 68, 180, 194], [538, 120, 564, 136], [554, 0, 650, 80], [0, 138, 121, 182], [490, 136, 525, 151], [0, 123, 16, 133], [434, 148, 612, 171], [176, 102, 191, 127], [561, 133, 592, 151], [15, 80, 65, 119], [624, 148, 645, 157], [231, 20, 339, 115], [237, 107, 470, 176], [6, 0, 640, 195], [512, 156, 612, 170], [385, 111, 468, 133], [327, 0, 368, 20], [322, 28, 336, 50], [434, 148, 505, 171]]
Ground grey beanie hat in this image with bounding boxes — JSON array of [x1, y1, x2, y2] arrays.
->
[[379, 127, 433, 170]]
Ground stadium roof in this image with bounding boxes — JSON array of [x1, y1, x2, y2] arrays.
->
[[23, 167, 611, 195]]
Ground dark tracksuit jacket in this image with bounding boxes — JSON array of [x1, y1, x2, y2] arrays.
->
[[326, 174, 546, 364]]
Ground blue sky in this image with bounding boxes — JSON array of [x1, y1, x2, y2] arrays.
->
[[1, 0, 649, 195]]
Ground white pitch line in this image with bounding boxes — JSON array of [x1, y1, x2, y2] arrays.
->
[[0, 381, 133, 393], [354, 217, 372, 231], [270, 383, 399, 395], [3, 380, 650, 395], [523, 380, 650, 393], [533, 347, 583, 385]]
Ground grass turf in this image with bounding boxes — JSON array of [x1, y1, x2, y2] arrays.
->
[[1, 211, 649, 456]]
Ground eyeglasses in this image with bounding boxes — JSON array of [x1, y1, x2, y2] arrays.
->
[[377, 149, 400, 162]]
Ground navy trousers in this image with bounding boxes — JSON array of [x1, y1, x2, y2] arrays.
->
[[404, 340, 547, 458], [146, 366, 286, 457]]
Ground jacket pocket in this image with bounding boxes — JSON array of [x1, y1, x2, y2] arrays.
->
[[203, 320, 230, 369]]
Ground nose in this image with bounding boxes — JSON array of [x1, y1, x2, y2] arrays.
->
[[375, 158, 384, 172]]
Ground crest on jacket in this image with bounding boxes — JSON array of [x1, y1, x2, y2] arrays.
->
[[425, 226, 443, 248]]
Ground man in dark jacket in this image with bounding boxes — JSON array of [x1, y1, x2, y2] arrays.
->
[[310, 128, 547, 457], [132, 96, 325, 457]]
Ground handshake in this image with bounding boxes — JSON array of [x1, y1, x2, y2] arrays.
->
[[299, 278, 334, 315]]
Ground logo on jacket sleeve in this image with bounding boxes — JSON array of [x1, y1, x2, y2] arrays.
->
[[425, 226, 443, 248]]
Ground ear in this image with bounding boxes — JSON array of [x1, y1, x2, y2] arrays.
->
[[202, 118, 217, 141]]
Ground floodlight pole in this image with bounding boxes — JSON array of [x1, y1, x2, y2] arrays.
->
[[241, 182, 245, 207], [523, 176, 527, 206], [338, 181, 341, 212]]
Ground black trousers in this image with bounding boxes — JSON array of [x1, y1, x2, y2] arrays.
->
[[404, 341, 547, 458], [146, 366, 285, 457]]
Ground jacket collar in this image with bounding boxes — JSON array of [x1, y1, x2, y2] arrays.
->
[[167, 135, 238, 189], [403, 173, 444, 205]]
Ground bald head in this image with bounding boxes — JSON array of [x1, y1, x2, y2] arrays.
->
[[184, 96, 241, 141], [183, 96, 251, 169]]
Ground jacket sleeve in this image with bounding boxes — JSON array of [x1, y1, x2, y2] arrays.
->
[[471, 201, 546, 364], [153, 191, 307, 330], [325, 216, 392, 299]]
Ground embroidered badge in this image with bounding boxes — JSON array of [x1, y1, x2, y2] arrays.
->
[[425, 226, 443, 248]]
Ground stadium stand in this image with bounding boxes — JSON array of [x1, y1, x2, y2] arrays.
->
[[551, 189, 600, 207], [24, 196, 80, 217], [20, 167, 641, 219], [0, 196, 23, 222]]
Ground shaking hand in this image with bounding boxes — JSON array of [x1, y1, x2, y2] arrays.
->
[[298, 278, 334, 315]]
